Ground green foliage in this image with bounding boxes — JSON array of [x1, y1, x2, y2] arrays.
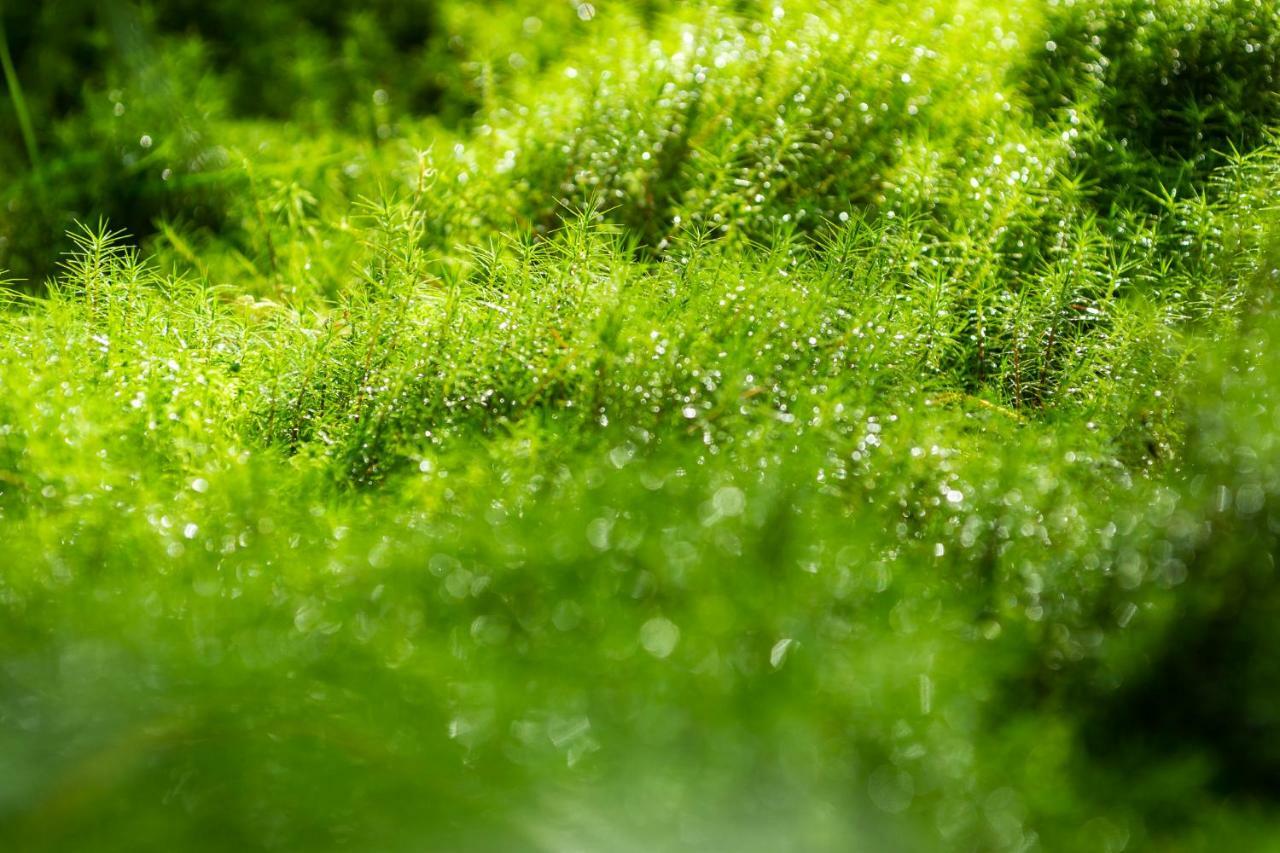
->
[[0, 0, 458, 282], [1024, 0, 1280, 201], [2, 1, 1280, 851]]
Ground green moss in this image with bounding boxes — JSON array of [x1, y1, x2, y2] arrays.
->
[[1, 2, 1279, 850], [1025, 0, 1280, 202]]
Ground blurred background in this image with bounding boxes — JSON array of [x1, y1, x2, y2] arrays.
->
[[0, 0, 589, 283]]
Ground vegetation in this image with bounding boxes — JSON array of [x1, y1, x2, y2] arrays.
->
[[1, 1, 1279, 849]]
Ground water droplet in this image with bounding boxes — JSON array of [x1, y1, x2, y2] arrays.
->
[[770, 637, 795, 669], [713, 486, 746, 516], [587, 517, 612, 550], [640, 617, 680, 659]]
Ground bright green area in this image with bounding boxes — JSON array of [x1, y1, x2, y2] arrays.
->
[[2, 1, 1280, 850]]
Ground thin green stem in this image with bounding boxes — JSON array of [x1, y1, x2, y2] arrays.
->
[[0, 11, 39, 170]]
